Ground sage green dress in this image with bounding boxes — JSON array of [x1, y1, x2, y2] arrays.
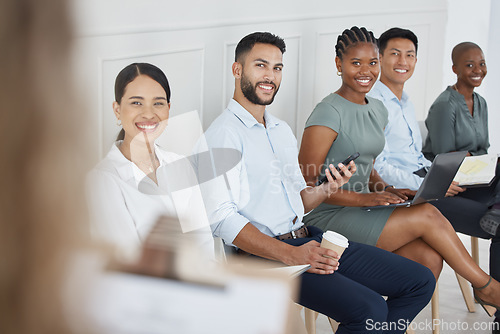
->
[[302, 93, 395, 246]]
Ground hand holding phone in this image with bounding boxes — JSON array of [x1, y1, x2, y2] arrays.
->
[[315, 152, 360, 186]]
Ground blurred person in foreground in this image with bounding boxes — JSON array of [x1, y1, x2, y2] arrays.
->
[[0, 0, 93, 333]]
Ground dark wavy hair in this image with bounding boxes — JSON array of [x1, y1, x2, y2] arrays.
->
[[114, 63, 171, 140]]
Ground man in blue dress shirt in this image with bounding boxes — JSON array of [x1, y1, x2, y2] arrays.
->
[[199, 31, 434, 334], [368, 27, 499, 330]]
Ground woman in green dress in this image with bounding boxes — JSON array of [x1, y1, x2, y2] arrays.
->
[[423, 42, 489, 161], [298, 26, 500, 310]]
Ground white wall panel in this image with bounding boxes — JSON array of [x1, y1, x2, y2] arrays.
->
[[313, 31, 342, 106], [71, 0, 468, 163], [487, 1, 500, 153]]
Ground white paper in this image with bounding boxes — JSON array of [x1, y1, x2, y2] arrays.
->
[[454, 154, 497, 186], [85, 272, 293, 334]]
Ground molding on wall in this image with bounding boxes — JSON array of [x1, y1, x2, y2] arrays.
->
[[283, 35, 302, 135], [76, 8, 447, 38], [222, 40, 237, 109], [97, 57, 105, 158], [292, 35, 302, 135], [96, 46, 206, 61], [312, 30, 341, 108], [198, 48, 206, 125], [407, 22, 433, 119]]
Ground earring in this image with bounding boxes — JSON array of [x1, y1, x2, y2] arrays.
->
[[116, 119, 121, 126], [337, 70, 342, 76]]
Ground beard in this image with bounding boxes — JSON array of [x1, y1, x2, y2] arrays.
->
[[240, 72, 279, 106]]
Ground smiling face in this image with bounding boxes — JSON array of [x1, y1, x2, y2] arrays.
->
[[113, 75, 170, 144], [453, 47, 487, 89], [336, 42, 380, 103], [234, 42, 283, 106], [379, 37, 417, 89]]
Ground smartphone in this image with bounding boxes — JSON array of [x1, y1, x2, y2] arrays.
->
[[315, 152, 360, 186]]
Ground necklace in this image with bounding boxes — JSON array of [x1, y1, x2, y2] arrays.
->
[[135, 159, 159, 174], [453, 84, 458, 91]]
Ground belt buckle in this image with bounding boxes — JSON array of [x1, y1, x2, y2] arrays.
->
[[291, 229, 297, 239]]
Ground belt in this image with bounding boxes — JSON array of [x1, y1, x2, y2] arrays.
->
[[275, 225, 309, 241], [236, 217, 306, 256], [236, 225, 309, 256]]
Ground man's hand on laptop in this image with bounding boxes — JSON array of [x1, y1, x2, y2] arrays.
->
[[446, 181, 465, 197], [286, 241, 340, 275]]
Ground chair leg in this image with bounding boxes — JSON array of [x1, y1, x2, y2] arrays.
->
[[432, 283, 440, 334], [455, 272, 476, 312], [304, 308, 319, 334], [453, 236, 480, 311], [469, 237, 497, 316], [406, 327, 416, 334], [328, 317, 339, 332], [470, 236, 480, 305], [471, 237, 479, 265]]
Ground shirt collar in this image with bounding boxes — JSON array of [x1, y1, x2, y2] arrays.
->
[[227, 98, 280, 129], [447, 85, 479, 99], [106, 142, 133, 181], [107, 141, 171, 182], [375, 81, 409, 104]]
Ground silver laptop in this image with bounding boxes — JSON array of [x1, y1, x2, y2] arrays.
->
[[364, 151, 467, 211]]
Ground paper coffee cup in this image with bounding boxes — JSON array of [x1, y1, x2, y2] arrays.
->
[[320, 231, 349, 259]]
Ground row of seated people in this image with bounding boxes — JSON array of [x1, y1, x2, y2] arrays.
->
[[87, 27, 500, 334]]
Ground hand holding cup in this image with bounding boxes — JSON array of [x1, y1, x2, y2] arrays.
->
[[320, 231, 349, 260]]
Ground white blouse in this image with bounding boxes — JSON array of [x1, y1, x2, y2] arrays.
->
[[87, 142, 214, 261]]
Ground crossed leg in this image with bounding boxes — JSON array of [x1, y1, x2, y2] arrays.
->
[[376, 203, 500, 307], [392, 238, 443, 280]]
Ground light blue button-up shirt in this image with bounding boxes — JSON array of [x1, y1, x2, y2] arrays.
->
[[199, 99, 307, 246], [368, 81, 431, 190]]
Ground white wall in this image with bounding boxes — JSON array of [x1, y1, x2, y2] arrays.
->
[[441, 0, 498, 154], [487, 1, 500, 154], [442, 0, 491, 90], [71, 0, 498, 163]]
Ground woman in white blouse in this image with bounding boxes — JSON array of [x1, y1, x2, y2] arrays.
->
[[87, 63, 213, 261]]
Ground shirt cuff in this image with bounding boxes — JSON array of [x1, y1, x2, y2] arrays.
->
[[217, 212, 251, 246]]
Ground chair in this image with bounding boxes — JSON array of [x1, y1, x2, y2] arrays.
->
[[429, 236, 485, 334], [454, 235, 479, 314], [215, 237, 339, 333], [417, 121, 488, 333], [302, 307, 337, 334]]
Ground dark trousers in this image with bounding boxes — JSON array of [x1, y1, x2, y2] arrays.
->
[[432, 163, 500, 317], [284, 226, 435, 334]]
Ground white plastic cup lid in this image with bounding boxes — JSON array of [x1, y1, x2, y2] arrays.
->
[[322, 231, 349, 248]]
